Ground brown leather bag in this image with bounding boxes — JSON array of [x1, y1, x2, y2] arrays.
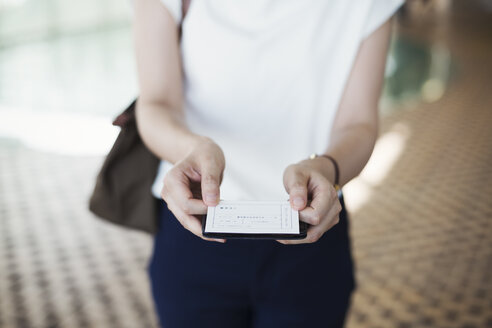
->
[[89, 99, 160, 234], [89, 1, 190, 234]]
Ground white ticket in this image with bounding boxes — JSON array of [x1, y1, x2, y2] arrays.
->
[[204, 200, 299, 234]]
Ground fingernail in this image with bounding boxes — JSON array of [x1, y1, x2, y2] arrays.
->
[[293, 197, 304, 208], [204, 194, 217, 204]]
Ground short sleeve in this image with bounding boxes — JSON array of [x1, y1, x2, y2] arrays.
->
[[362, 0, 404, 38], [159, 0, 182, 23]]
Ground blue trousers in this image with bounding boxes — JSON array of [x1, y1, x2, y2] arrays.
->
[[148, 197, 355, 328]]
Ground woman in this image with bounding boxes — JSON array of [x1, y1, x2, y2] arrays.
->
[[134, 0, 403, 327]]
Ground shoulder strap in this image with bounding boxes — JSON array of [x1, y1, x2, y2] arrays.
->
[[182, 0, 191, 20], [179, 0, 191, 37]]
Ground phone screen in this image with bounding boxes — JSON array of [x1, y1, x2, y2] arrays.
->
[[202, 201, 307, 240]]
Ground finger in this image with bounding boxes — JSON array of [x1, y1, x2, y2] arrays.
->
[[199, 159, 223, 206], [277, 226, 322, 245], [163, 190, 208, 217], [161, 169, 193, 201], [301, 203, 342, 244], [276, 226, 319, 245], [322, 199, 342, 230], [276, 224, 316, 245], [309, 176, 338, 213], [178, 198, 208, 215], [299, 176, 335, 225], [279, 200, 342, 245], [302, 216, 339, 244], [162, 171, 208, 215], [277, 234, 312, 245], [277, 239, 298, 245], [172, 207, 225, 243], [283, 167, 309, 210]]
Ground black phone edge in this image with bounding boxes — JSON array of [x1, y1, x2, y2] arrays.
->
[[201, 216, 308, 240]]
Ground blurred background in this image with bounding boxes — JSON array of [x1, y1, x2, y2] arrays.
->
[[0, 0, 491, 327]]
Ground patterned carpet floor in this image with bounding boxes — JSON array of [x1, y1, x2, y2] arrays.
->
[[1, 2, 491, 328]]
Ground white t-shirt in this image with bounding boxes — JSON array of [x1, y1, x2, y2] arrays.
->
[[152, 0, 404, 200]]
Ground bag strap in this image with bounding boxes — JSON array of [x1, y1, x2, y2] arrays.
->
[[182, 0, 191, 19], [179, 0, 191, 37]]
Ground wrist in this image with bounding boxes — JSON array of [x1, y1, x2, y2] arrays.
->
[[184, 135, 212, 154], [307, 154, 340, 189], [296, 157, 332, 183], [190, 136, 224, 163]]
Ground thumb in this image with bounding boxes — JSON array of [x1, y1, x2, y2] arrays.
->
[[283, 167, 309, 210], [200, 160, 223, 206]]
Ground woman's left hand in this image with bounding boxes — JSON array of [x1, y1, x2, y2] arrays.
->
[[279, 158, 342, 245]]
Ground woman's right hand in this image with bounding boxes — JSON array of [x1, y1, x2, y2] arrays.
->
[[161, 137, 226, 242]]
